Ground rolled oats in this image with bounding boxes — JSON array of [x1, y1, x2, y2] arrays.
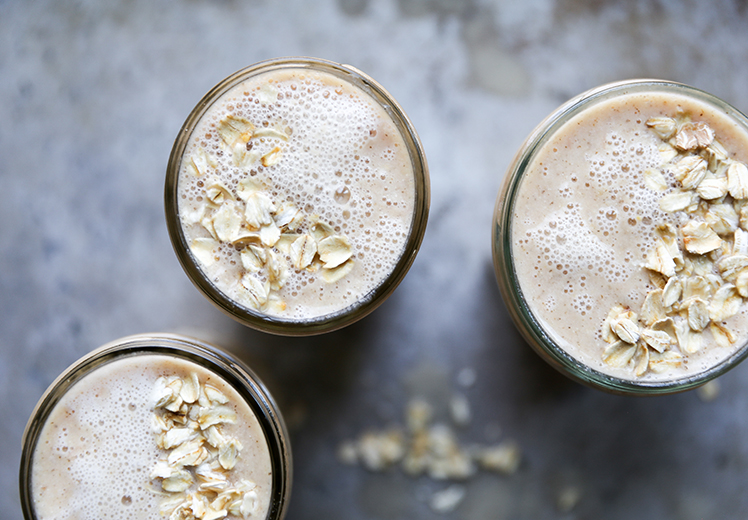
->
[[185, 112, 359, 316], [150, 374, 259, 520], [602, 115, 748, 377], [646, 117, 677, 139], [727, 161, 748, 199]]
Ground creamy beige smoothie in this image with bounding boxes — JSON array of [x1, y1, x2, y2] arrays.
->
[[174, 65, 418, 322], [29, 354, 273, 520], [509, 87, 748, 383]]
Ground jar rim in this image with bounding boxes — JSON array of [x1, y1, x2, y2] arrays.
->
[[164, 57, 430, 336], [493, 79, 748, 395]]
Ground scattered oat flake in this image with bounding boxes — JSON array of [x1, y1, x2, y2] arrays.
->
[[611, 313, 640, 344], [659, 190, 695, 212], [239, 273, 268, 310], [212, 202, 244, 243], [727, 161, 748, 199], [706, 203, 738, 235], [648, 350, 683, 373], [253, 127, 289, 140], [674, 121, 714, 150], [261, 146, 282, 167], [180, 373, 200, 404], [205, 181, 234, 205], [244, 192, 276, 229], [189, 148, 216, 177], [717, 254, 748, 281], [676, 319, 702, 354], [661, 278, 682, 308], [429, 485, 466, 514], [602, 304, 628, 343], [204, 384, 229, 405], [259, 221, 281, 247], [218, 115, 254, 145], [640, 328, 672, 353], [236, 176, 264, 202], [449, 393, 471, 427], [162, 469, 193, 493], [643, 168, 668, 192], [167, 438, 206, 467], [697, 177, 728, 200], [687, 299, 710, 331], [232, 141, 259, 168], [274, 203, 302, 229], [733, 229, 748, 255], [672, 155, 708, 189], [218, 439, 243, 470], [640, 289, 666, 326], [682, 221, 722, 255], [289, 234, 317, 269], [602, 340, 637, 368], [696, 379, 721, 402], [658, 142, 679, 163], [633, 344, 650, 377], [318, 235, 353, 268], [240, 244, 266, 273], [477, 441, 521, 475], [266, 249, 288, 290], [311, 220, 335, 242], [646, 117, 677, 139], [643, 240, 676, 277], [736, 270, 748, 297], [557, 486, 582, 514], [191, 238, 219, 267], [357, 429, 406, 471], [710, 322, 737, 348]]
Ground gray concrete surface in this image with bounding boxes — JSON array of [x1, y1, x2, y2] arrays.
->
[[3, 0, 748, 518]]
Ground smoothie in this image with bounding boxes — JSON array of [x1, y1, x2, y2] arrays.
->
[[504, 83, 748, 385], [169, 60, 427, 330], [28, 353, 274, 520]]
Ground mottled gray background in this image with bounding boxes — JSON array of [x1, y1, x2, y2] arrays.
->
[[4, 0, 748, 518]]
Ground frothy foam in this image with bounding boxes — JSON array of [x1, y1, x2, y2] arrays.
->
[[30, 354, 272, 520], [177, 68, 416, 319], [511, 90, 748, 382]]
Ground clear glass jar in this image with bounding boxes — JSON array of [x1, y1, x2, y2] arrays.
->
[[19, 333, 292, 520], [492, 79, 748, 395], [165, 57, 430, 336]]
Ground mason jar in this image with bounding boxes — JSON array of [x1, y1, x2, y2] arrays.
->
[[165, 57, 430, 336], [20, 333, 292, 520], [493, 79, 748, 395]]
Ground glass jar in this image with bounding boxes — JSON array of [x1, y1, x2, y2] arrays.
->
[[492, 79, 748, 395], [165, 57, 430, 336], [19, 333, 292, 520]]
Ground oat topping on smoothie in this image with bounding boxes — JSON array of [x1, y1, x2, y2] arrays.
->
[[602, 114, 748, 377], [510, 88, 748, 384], [150, 372, 261, 519], [29, 354, 273, 520], [185, 111, 355, 315], [176, 68, 416, 321]]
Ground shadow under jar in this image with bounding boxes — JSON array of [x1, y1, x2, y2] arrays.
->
[[493, 80, 748, 395], [20, 333, 291, 520], [165, 57, 430, 336]]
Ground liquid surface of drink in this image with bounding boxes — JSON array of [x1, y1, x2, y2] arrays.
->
[[177, 67, 416, 320], [511, 90, 748, 382], [30, 354, 273, 520]]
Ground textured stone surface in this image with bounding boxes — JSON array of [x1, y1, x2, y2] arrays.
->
[[4, 0, 748, 518]]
